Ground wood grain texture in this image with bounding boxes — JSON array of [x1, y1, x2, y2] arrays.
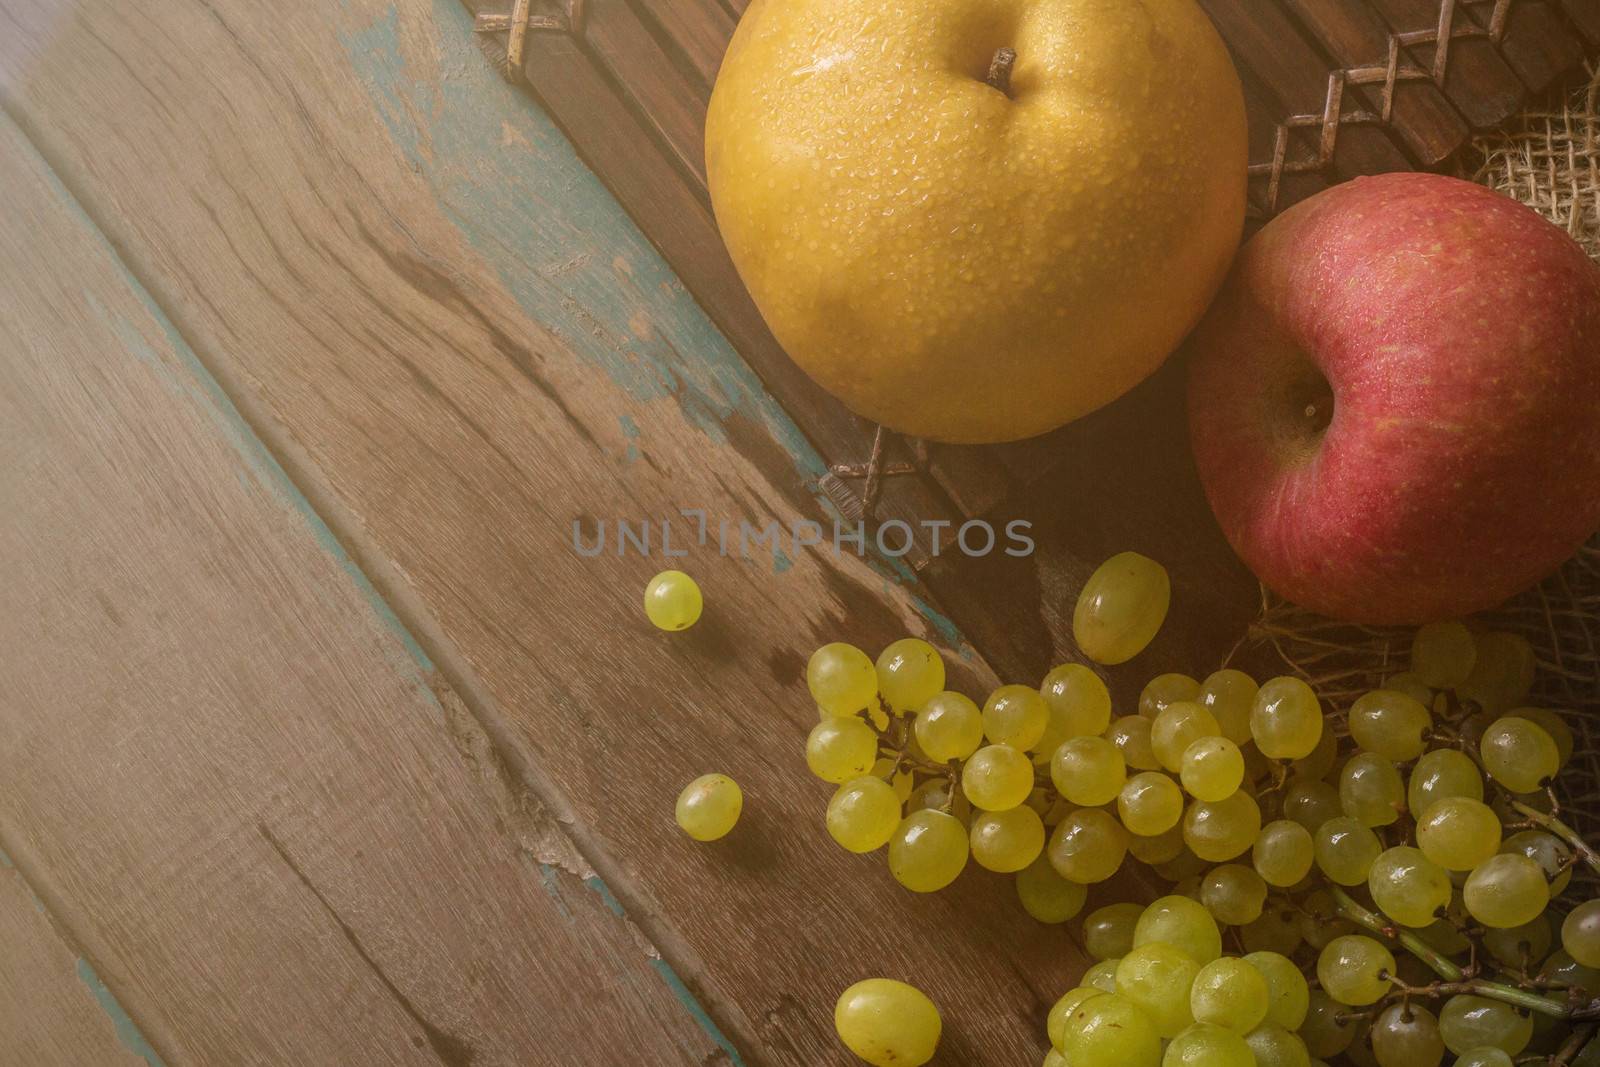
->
[[1364, 0, 1527, 126], [0, 110, 734, 1066], [0, 1, 1094, 1062]]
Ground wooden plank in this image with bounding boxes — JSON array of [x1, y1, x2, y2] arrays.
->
[[1362, 0, 1526, 126], [584, 0, 709, 188], [1562, 0, 1600, 44], [0, 1, 1092, 1062], [0, 854, 159, 1066], [625, 0, 732, 90], [0, 111, 733, 1065], [1492, 1, 1585, 92]]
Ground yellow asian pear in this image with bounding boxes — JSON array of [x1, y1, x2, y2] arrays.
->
[[706, 0, 1248, 443]]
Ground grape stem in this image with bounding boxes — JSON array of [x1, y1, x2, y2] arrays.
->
[[1508, 799, 1600, 878]]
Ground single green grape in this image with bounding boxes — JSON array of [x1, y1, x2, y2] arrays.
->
[[1415, 796, 1502, 870], [675, 773, 742, 841], [1339, 752, 1406, 827], [807, 642, 879, 715], [1479, 716, 1560, 793], [826, 776, 902, 853], [1199, 669, 1258, 745], [1463, 853, 1549, 928], [1181, 736, 1245, 802], [1015, 855, 1087, 923], [983, 684, 1049, 750], [1084, 902, 1145, 961], [1060, 992, 1163, 1067], [1244, 1025, 1312, 1067], [806, 717, 880, 784], [1437, 994, 1532, 1055], [961, 744, 1035, 812], [1349, 689, 1431, 761], [1407, 748, 1484, 815], [1200, 863, 1268, 926], [1047, 987, 1101, 1049], [1119, 771, 1185, 836], [1116, 942, 1200, 1037], [1072, 551, 1171, 666], [1183, 790, 1261, 863], [1482, 914, 1551, 968], [1052, 735, 1127, 807], [1253, 820, 1314, 887], [1134, 895, 1222, 965], [643, 569, 703, 630], [1190, 957, 1269, 1033], [969, 805, 1045, 873], [1370, 1002, 1445, 1067], [1243, 951, 1307, 1030], [1299, 990, 1357, 1057], [834, 978, 941, 1067], [1141, 672, 1201, 717], [1282, 778, 1342, 833], [1107, 714, 1161, 771], [1540, 948, 1600, 995], [1368, 846, 1452, 927], [1040, 662, 1113, 740], [1250, 677, 1323, 760], [1294, 889, 1356, 951], [1453, 1050, 1514, 1067], [1315, 816, 1383, 885], [1165, 1023, 1255, 1067], [1048, 809, 1128, 884], [1318, 935, 1395, 1006], [874, 638, 944, 714], [1561, 899, 1600, 967], [1082, 958, 1120, 993], [913, 692, 983, 763], [1289, 727, 1338, 781], [1458, 631, 1535, 714], [1239, 905, 1303, 956], [1152, 701, 1222, 773], [1383, 671, 1435, 708], [1127, 823, 1186, 865], [1411, 621, 1477, 689], [1513, 707, 1573, 768], [888, 809, 969, 892]]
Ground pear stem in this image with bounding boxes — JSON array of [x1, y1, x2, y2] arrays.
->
[[986, 47, 1017, 96]]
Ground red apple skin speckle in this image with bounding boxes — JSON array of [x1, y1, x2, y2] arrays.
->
[[1188, 172, 1600, 625]]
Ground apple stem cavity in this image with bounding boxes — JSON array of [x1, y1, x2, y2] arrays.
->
[[985, 47, 1017, 97]]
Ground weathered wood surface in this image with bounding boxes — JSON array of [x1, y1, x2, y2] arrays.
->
[[0, 110, 736, 1065], [0, 0, 1101, 1062]]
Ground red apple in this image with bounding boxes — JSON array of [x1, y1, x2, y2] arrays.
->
[[1188, 173, 1600, 624]]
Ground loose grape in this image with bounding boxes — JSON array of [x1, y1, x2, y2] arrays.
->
[[1408, 749, 1484, 815], [1513, 707, 1573, 768], [834, 978, 941, 1067], [1152, 702, 1222, 772], [807, 717, 880, 784], [1463, 853, 1549, 928], [1107, 714, 1161, 771], [1117, 943, 1200, 1037], [1052, 735, 1127, 807], [1199, 669, 1258, 745], [1318, 936, 1395, 1006], [969, 806, 1045, 872], [1073, 551, 1171, 666], [1119, 772, 1185, 836], [1482, 914, 1551, 968], [1184, 790, 1262, 863], [1453, 1050, 1514, 1067], [983, 684, 1049, 750], [1244, 1025, 1312, 1067], [888, 810, 969, 892], [1349, 689, 1431, 761], [1191, 957, 1269, 1033], [1127, 823, 1186, 865], [1299, 990, 1357, 1057], [826, 776, 902, 853], [1060, 992, 1163, 1067], [674, 773, 742, 841], [1282, 778, 1342, 832], [1141, 672, 1201, 717], [1040, 663, 1113, 739], [962, 744, 1035, 811], [1339, 753, 1406, 827], [1289, 728, 1338, 781], [1370, 1002, 1445, 1067], [1243, 951, 1308, 1030], [1048, 809, 1128, 884], [1437, 995, 1532, 1055], [1561, 899, 1600, 968], [1415, 796, 1502, 870], [1314, 817, 1383, 885], [1540, 948, 1600, 994], [1016, 855, 1087, 923], [1134, 895, 1222, 965], [1479, 717, 1560, 793], [1200, 863, 1268, 926], [1368, 846, 1452, 927], [1253, 820, 1315, 887], [1458, 632, 1535, 714], [1165, 1023, 1254, 1067], [1383, 671, 1435, 707], [1239, 905, 1304, 956], [1048, 987, 1101, 1049], [1181, 737, 1245, 802], [1411, 621, 1477, 689], [1082, 958, 1120, 992], [913, 692, 983, 762], [1084, 902, 1144, 961], [643, 569, 703, 630], [1294, 889, 1356, 951], [1250, 677, 1323, 760]]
